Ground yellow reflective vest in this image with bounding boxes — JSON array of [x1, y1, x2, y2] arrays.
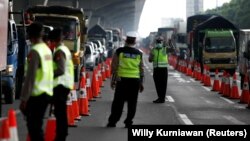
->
[[117, 52, 141, 78], [30, 43, 53, 96], [152, 47, 168, 68], [53, 45, 74, 90]]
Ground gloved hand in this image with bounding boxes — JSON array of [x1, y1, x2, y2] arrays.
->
[[139, 84, 144, 93], [111, 81, 116, 90], [19, 100, 27, 116]]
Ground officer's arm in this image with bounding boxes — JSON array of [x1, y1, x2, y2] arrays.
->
[[111, 51, 119, 75], [54, 50, 65, 78], [20, 51, 40, 102], [140, 53, 144, 83]]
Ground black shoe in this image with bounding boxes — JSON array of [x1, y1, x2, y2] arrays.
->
[[106, 123, 116, 127], [153, 99, 165, 103], [125, 124, 132, 128]]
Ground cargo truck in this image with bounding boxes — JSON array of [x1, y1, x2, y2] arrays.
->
[[26, 5, 87, 83], [187, 15, 239, 74]]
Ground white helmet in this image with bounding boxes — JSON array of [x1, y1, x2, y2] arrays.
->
[[126, 31, 138, 38]]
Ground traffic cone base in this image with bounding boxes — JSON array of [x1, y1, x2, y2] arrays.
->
[[45, 117, 56, 141]]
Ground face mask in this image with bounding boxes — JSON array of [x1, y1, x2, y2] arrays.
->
[[156, 43, 162, 48]]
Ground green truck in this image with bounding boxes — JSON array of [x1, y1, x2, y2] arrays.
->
[[187, 15, 239, 74]]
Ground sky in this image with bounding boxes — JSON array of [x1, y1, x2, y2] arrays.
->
[[138, 0, 231, 37]]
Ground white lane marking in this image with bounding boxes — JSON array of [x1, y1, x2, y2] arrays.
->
[[165, 96, 175, 102], [179, 114, 193, 125], [223, 115, 245, 125], [150, 73, 153, 76], [200, 97, 215, 105], [234, 105, 246, 109], [148, 69, 151, 73], [220, 97, 234, 104], [202, 86, 211, 92], [190, 78, 196, 82]]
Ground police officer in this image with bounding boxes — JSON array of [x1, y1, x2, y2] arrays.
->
[[19, 22, 53, 141], [149, 37, 168, 103], [107, 31, 144, 128], [49, 28, 74, 141]]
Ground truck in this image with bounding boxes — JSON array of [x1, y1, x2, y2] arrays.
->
[[1, 0, 30, 104], [187, 14, 239, 74], [238, 29, 250, 88], [0, 0, 8, 105], [26, 5, 87, 83]]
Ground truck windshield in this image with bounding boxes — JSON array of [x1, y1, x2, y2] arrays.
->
[[35, 16, 77, 40], [205, 37, 235, 52]]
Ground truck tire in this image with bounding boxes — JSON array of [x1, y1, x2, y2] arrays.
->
[[4, 85, 15, 104]]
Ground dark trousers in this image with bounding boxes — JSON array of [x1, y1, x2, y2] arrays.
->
[[153, 67, 168, 101], [53, 85, 70, 141], [108, 78, 140, 125], [26, 94, 51, 141]]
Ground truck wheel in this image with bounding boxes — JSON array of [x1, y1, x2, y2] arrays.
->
[[4, 86, 15, 104]]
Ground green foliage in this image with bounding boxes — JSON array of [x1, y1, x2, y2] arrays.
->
[[205, 0, 250, 29]]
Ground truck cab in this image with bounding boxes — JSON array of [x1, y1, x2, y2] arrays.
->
[[202, 30, 237, 74]]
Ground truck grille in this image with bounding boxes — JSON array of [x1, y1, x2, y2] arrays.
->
[[210, 58, 231, 64]]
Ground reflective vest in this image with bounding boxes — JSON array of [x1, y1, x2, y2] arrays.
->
[[117, 52, 141, 78], [152, 47, 168, 68], [53, 45, 74, 89], [30, 43, 53, 96]]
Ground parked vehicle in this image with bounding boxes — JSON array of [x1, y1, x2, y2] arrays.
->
[[187, 15, 239, 74], [85, 44, 98, 71], [0, 0, 9, 104], [26, 5, 87, 83], [238, 29, 250, 88]]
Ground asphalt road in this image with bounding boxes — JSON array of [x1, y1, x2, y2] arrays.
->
[[1, 54, 250, 141]]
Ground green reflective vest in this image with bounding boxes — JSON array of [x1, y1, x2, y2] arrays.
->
[[117, 52, 141, 78], [53, 45, 74, 89], [30, 43, 53, 96], [152, 47, 168, 68]]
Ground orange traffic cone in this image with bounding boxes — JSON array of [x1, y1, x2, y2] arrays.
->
[[71, 84, 81, 121], [222, 73, 231, 97], [201, 65, 207, 84], [78, 78, 90, 116], [212, 69, 220, 91], [240, 75, 250, 104], [92, 68, 100, 98], [219, 71, 226, 94], [102, 63, 106, 81], [86, 72, 94, 101], [230, 73, 240, 99], [8, 109, 19, 141], [97, 64, 103, 88], [0, 118, 10, 140], [66, 92, 76, 127], [105, 60, 111, 78], [45, 117, 56, 141], [204, 66, 211, 87]]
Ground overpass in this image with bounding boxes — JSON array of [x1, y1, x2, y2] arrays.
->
[[13, 0, 146, 34]]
